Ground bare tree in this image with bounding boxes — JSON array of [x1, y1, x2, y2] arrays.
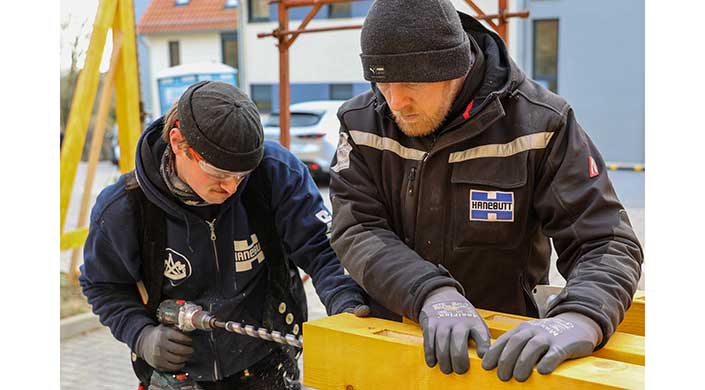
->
[[60, 15, 89, 134]]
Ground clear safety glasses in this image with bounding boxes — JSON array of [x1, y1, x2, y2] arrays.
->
[[187, 147, 252, 181]]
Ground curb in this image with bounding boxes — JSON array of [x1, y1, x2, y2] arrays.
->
[[60, 312, 103, 341]]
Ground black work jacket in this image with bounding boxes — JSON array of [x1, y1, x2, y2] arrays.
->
[[329, 13, 643, 349]]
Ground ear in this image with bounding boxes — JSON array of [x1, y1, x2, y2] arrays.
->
[[168, 128, 186, 155]]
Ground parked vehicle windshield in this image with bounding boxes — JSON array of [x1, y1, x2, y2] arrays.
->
[[263, 112, 322, 127]]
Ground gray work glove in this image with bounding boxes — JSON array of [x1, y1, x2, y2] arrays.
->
[[481, 312, 603, 382], [419, 286, 491, 375], [135, 324, 194, 372], [342, 304, 371, 317]]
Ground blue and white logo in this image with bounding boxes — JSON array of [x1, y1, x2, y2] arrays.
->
[[469, 190, 514, 222]]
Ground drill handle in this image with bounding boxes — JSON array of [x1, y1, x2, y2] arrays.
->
[[156, 299, 185, 327]]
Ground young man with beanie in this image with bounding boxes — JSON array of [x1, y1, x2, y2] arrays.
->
[[329, 0, 643, 382], [80, 80, 368, 389]]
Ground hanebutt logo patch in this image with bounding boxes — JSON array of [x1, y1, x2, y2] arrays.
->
[[469, 190, 514, 222], [164, 248, 192, 286], [234, 234, 266, 272]]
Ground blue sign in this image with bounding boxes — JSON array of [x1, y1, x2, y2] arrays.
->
[[469, 190, 514, 222], [158, 72, 238, 115]]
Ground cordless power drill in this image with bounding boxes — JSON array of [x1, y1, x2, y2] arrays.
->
[[147, 301, 208, 390], [147, 299, 303, 390]]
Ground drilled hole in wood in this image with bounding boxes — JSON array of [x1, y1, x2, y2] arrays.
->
[[373, 329, 423, 344]]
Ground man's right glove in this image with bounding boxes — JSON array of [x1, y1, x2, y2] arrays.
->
[[135, 324, 194, 372], [419, 286, 491, 375]]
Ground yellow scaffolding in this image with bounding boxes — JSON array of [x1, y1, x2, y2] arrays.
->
[[60, 0, 141, 282]]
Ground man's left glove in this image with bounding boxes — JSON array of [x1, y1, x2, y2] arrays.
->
[[329, 288, 370, 317], [342, 304, 370, 317], [481, 312, 602, 382]]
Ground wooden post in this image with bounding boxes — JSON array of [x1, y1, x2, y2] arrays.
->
[[113, 0, 141, 173], [60, 0, 141, 253], [67, 34, 124, 286], [60, 0, 118, 235]]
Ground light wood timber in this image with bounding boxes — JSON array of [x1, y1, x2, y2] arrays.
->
[[476, 309, 644, 366], [60, 0, 141, 254], [617, 291, 645, 336], [67, 33, 124, 286], [533, 285, 644, 336], [112, 0, 141, 174], [303, 314, 643, 389], [60, 0, 118, 234]]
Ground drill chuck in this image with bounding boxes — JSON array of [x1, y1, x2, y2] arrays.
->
[[157, 300, 215, 332]]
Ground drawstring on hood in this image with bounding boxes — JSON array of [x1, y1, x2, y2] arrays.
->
[[160, 145, 210, 207]]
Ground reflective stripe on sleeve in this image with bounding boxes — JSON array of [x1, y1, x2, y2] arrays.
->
[[349, 130, 427, 161], [448, 131, 554, 163]]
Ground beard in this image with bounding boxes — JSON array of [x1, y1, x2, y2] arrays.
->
[[391, 80, 462, 138]]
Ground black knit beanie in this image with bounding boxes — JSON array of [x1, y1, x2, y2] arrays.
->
[[360, 0, 471, 83], [178, 80, 264, 172]]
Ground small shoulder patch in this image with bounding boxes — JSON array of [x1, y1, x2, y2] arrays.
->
[[331, 132, 352, 173]]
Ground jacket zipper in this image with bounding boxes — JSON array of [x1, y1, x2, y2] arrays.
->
[[204, 219, 221, 380], [408, 137, 437, 241], [407, 167, 417, 194], [519, 274, 540, 318]]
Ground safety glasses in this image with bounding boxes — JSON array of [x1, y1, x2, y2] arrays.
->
[[174, 120, 252, 181], [187, 147, 252, 181]]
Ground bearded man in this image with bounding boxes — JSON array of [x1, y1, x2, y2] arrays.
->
[[328, 0, 643, 382]]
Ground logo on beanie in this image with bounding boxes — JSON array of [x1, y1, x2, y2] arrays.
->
[[164, 248, 192, 286], [369, 66, 386, 79], [234, 234, 266, 272]]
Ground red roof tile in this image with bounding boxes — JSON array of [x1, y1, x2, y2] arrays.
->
[[137, 0, 238, 34]]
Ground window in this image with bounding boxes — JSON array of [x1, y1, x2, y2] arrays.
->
[[329, 3, 352, 18], [249, 0, 270, 22], [221, 33, 238, 69], [175, 0, 189, 6], [225, 0, 239, 8], [533, 19, 559, 92], [168, 41, 180, 67], [329, 84, 353, 100], [251, 85, 273, 113]]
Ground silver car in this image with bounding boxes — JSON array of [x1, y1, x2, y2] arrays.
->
[[262, 100, 345, 181]]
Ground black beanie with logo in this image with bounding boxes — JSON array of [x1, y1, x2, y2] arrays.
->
[[177, 80, 264, 172], [360, 0, 472, 83]]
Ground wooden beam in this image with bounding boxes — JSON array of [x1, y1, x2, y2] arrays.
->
[[617, 291, 645, 336], [476, 309, 644, 366], [304, 314, 644, 389], [67, 33, 124, 286], [534, 286, 644, 337], [60, 0, 118, 233], [112, 0, 141, 174], [60, 228, 89, 251]]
